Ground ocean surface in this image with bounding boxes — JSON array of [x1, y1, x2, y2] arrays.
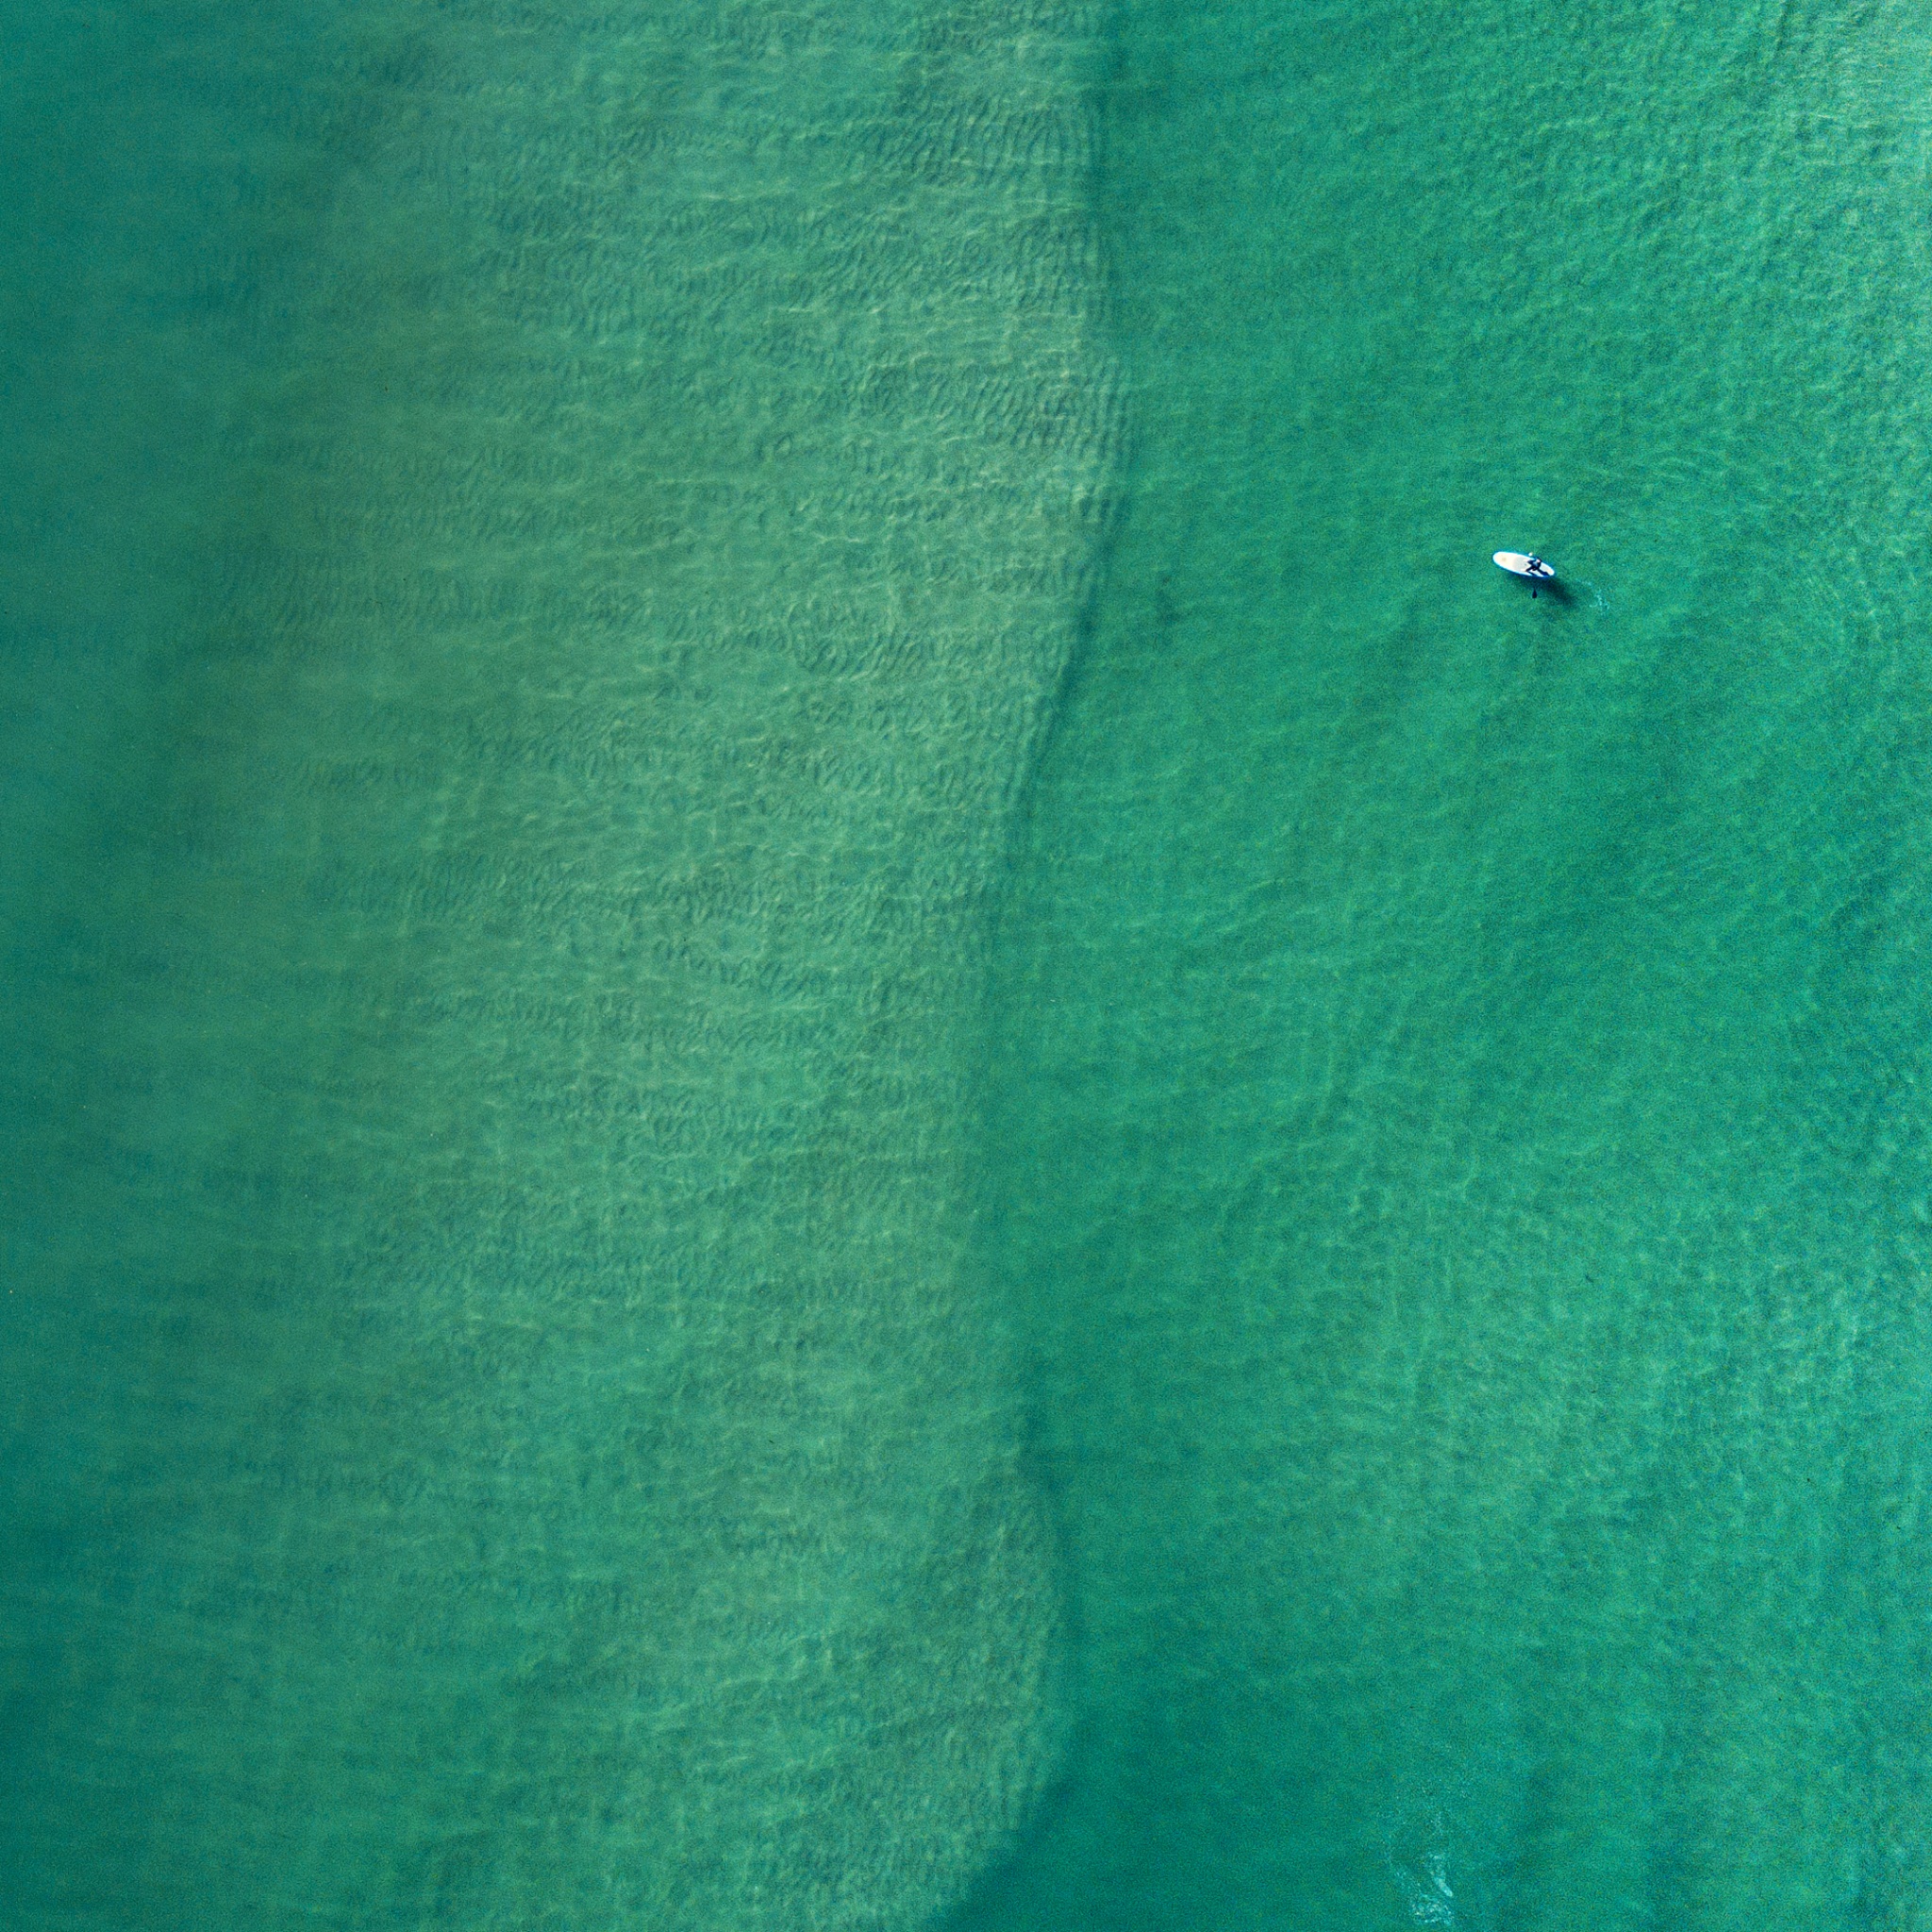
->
[[5, 1, 1932, 1928]]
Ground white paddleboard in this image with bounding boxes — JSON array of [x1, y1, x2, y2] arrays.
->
[[1494, 551, 1555, 580]]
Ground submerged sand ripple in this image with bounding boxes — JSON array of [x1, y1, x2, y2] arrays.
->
[[2, 1, 1119, 1925]]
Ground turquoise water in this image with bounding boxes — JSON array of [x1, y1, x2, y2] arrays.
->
[[969, 3, 1932, 1926], [7, 0, 1932, 1927], [2, 3, 1112, 1924]]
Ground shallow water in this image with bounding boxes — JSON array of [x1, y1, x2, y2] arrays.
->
[[8, 0, 1932, 1927], [1, 3, 1114, 1925]]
